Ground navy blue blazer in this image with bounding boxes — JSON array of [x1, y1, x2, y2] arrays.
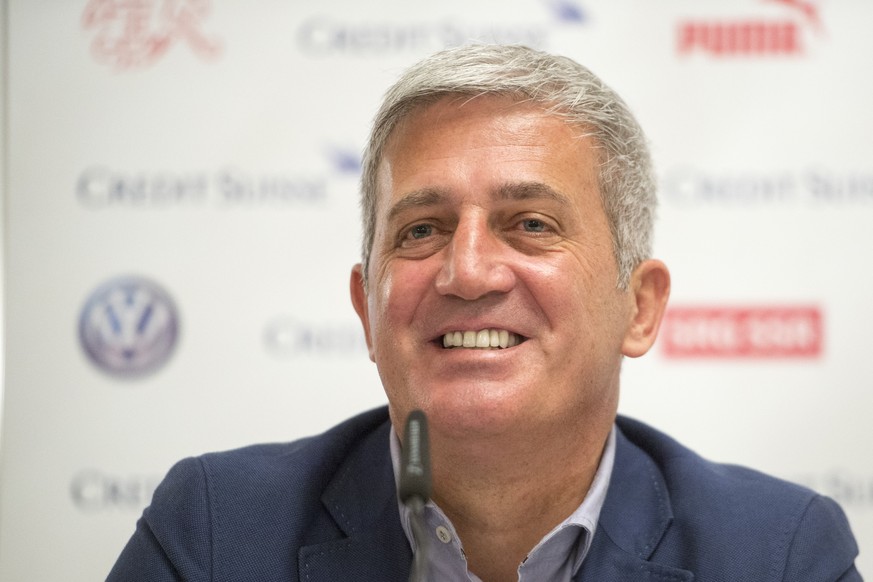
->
[[108, 407, 861, 581]]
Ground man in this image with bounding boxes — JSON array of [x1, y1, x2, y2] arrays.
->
[[109, 45, 861, 581]]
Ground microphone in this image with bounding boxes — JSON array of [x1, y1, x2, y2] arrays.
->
[[399, 410, 432, 582]]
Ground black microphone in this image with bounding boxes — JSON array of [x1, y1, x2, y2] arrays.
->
[[399, 409, 432, 582]]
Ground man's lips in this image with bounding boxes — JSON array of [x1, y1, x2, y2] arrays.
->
[[437, 328, 526, 349]]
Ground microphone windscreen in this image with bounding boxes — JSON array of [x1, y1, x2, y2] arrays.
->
[[398, 409, 432, 505]]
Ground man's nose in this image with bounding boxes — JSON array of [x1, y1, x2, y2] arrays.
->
[[434, 217, 516, 300]]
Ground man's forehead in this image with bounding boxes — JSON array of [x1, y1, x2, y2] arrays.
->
[[379, 93, 598, 170], [372, 93, 602, 223]]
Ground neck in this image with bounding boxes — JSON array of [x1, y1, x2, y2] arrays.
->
[[427, 416, 612, 582]]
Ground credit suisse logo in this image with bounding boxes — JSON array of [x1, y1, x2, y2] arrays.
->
[[71, 469, 161, 512], [82, 0, 223, 70], [296, 0, 588, 56], [75, 148, 357, 209], [79, 276, 180, 377], [660, 306, 823, 359], [661, 166, 873, 208], [263, 317, 368, 358], [677, 0, 824, 57], [792, 469, 873, 509]]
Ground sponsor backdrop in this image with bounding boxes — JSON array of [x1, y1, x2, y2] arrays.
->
[[2, 1, 871, 579]]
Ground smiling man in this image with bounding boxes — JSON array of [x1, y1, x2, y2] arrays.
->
[[351, 89, 667, 581], [109, 45, 861, 582]]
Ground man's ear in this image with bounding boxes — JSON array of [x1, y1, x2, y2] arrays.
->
[[621, 259, 671, 358], [350, 264, 376, 362]]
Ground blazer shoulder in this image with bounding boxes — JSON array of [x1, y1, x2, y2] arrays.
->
[[613, 415, 860, 580], [109, 406, 393, 582], [616, 415, 815, 507], [197, 405, 391, 491]]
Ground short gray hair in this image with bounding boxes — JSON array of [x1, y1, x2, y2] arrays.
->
[[359, 44, 655, 289]]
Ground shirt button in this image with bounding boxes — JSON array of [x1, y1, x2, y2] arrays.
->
[[435, 525, 452, 544]]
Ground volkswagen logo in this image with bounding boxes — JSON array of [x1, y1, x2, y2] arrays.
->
[[79, 276, 180, 377]]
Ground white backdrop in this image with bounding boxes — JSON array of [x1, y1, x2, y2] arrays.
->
[[2, 1, 871, 580]]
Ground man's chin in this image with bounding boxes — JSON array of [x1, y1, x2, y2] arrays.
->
[[420, 394, 533, 440]]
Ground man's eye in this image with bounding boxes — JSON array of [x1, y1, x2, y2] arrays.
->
[[521, 219, 547, 233], [408, 224, 433, 239]]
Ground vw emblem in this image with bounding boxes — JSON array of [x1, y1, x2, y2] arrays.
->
[[79, 276, 180, 377]]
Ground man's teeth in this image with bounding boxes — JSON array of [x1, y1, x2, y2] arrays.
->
[[441, 329, 521, 349]]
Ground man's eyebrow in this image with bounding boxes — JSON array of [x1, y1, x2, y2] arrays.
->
[[495, 182, 571, 206], [387, 188, 448, 221]]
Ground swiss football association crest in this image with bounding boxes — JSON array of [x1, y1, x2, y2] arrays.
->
[[79, 276, 180, 377], [82, 0, 223, 70]]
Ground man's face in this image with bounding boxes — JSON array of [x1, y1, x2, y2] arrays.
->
[[352, 95, 640, 439]]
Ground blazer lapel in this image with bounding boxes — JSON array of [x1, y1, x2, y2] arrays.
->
[[298, 419, 412, 582], [575, 424, 694, 582]]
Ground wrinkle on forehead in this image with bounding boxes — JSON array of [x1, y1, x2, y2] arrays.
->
[[386, 181, 573, 224]]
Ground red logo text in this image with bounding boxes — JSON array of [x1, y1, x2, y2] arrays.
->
[[661, 306, 823, 358], [678, 21, 801, 56], [677, 0, 824, 57], [82, 0, 223, 70]]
